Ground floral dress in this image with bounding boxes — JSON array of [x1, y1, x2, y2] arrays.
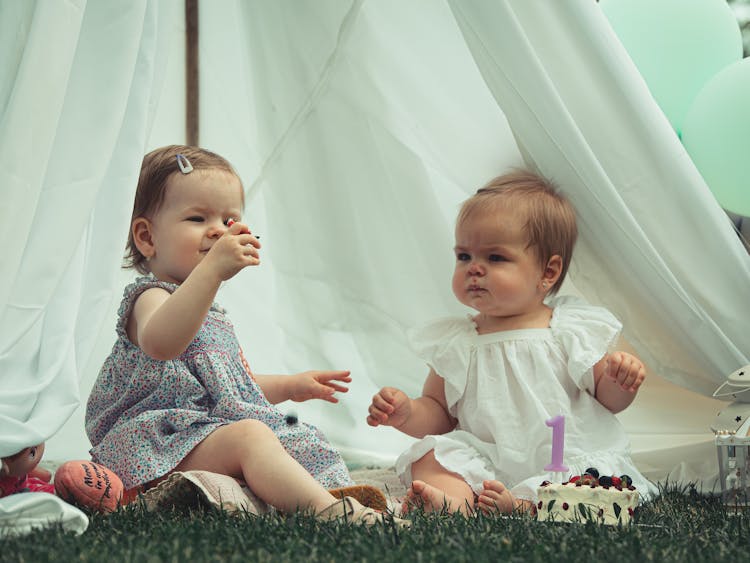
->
[[395, 295, 658, 502], [85, 276, 353, 490]]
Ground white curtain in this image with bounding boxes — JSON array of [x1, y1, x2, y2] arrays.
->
[[2, 1, 748, 512], [0, 0, 175, 458]]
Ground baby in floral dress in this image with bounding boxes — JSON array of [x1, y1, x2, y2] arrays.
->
[[86, 145, 407, 526]]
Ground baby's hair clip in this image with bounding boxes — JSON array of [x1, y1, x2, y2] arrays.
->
[[176, 154, 193, 174]]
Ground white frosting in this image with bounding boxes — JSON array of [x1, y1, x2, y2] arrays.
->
[[536, 482, 639, 525]]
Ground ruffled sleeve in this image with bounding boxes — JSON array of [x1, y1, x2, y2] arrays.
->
[[407, 317, 474, 413], [115, 276, 226, 339], [549, 295, 622, 394]]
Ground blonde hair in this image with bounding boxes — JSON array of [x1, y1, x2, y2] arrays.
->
[[123, 145, 243, 275], [457, 170, 578, 294]]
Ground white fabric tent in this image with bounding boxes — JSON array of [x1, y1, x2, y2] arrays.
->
[[2, 0, 749, 529]]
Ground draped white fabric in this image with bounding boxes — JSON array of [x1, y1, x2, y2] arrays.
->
[[0, 492, 88, 537], [0, 0, 175, 460], [2, 1, 748, 520]]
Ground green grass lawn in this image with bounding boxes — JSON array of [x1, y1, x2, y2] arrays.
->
[[2, 485, 749, 562]]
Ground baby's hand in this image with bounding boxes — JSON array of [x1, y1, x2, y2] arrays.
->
[[288, 370, 351, 403], [367, 387, 411, 428], [606, 351, 646, 393], [204, 220, 261, 281]]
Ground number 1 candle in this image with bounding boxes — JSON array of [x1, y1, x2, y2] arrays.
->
[[544, 414, 569, 472]]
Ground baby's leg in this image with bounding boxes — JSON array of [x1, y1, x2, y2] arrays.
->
[[174, 419, 336, 514], [407, 450, 475, 515]]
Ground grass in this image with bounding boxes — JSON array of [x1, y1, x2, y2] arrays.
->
[[2, 484, 749, 562]]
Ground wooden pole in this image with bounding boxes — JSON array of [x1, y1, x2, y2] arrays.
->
[[185, 0, 199, 146]]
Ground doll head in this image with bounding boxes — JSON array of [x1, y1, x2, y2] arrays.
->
[[1, 443, 44, 478], [124, 145, 244, 275], [456, 169, 578, 296]]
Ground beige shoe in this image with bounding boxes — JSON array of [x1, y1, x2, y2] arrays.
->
[[317, 496, 411, 528], [141, 471, 268, 515]]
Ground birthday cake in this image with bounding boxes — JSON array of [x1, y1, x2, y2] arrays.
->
[[536, 468, 639, 525]]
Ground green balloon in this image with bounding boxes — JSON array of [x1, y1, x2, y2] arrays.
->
[[681, 58, 750, 216], [600, 0, 742, 134]]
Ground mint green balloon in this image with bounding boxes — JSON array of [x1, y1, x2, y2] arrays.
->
[[681, 58, 750, 216], [600, 0, 742, 134]]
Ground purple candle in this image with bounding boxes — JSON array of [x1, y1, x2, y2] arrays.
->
[[544, 414, 569, 472]]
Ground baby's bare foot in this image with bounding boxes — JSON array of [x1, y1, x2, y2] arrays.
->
[[477, 480, 516, 514], [403, 480, 462, 513]]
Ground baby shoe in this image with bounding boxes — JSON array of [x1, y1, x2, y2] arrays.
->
[[327, 484, 388, 512], [316, 496, 411, 528], [140, 470, 268, 515], [54, 460, 124, 513]]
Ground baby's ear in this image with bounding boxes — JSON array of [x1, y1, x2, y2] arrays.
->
[[543, 255, 563, 286], [1, 460, 9, 477], [132, 218, 155, 259]]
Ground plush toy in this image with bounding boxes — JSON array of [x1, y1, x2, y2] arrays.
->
[[0, 443, 55, 496], [54, 459, 125, 513], [1, 443, 125, 513]]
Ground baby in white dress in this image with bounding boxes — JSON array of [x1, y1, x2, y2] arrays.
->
[[367, 170, 658, 515]]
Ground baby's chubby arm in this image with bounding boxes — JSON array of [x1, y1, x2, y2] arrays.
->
[[255, 371, 352, 405], [366, 368, 457, 438], [131, 222, 260, 360], [593, 351, 646, 414]]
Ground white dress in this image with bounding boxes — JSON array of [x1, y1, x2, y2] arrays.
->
[[395, 295, 658, 502]]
